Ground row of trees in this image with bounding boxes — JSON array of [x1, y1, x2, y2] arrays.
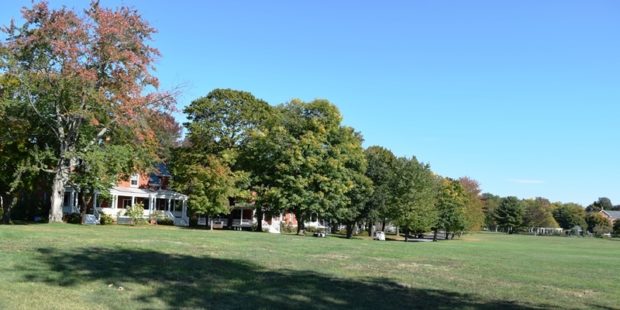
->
[[170, 89, 485, 239], [1, 2, 486, 237], [1, 2, 616, 242], [483, 196, 617, 236]]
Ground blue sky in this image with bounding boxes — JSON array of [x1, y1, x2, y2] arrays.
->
[[2, 1, 619, 206]]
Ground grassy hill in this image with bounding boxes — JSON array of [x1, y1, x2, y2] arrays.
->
[[0, 225, 618, 309]]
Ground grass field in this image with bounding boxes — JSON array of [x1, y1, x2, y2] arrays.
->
[[0, 225, 618, 309]]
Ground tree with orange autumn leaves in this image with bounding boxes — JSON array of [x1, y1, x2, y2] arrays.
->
[[0, 1, 177, 222]]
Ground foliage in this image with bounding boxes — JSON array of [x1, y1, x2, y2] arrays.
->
[[64, 213, 82, 224], [552, 203, 586, 230], [494, 196, 523, 233], [0, 75, 51, 223], [325, 127, 373, 238], [171, 151, 240, 218], [183, 88, 271, 154], [522, 197, 559, 228], [172, 89, 271, 221], [390, 157, 437, 238], [481, 193, 501, 231], [125, 203, 146, 225], [613, 220, 620, 237], [458, 177, 485, 231], [363, 146, 399, 230], [585, 197, 613, 213], [585, 212, 610, 233], [592, 223, 612, 237], [0, 1, 175, 222], [334, 164, 374, 239], [98, 213, 114, 225], [244, 99, 360, 234], [433, 178, 466, 240], [157, 217, 174, 226]]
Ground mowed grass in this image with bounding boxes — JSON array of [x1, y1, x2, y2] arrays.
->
[[0, 225, 618, 309]]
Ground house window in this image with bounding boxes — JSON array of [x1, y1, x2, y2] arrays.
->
[[130, 174, 139, 188], [63, 192, 72, 207]]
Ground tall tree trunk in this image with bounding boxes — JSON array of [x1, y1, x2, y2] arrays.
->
[[445, 230, 450, 240], [433, 229, 438, 242], [255, 206, 263, 232], [331, 221, 339, 234], [49, 167, 68, 223], [382, 220, 386, 231], [367, 221, 373, 237], [295, 209, 305, 235], [404, 228, 409, 242], [227, 212, 233, 229], [2, 195, 17, 224], [346, 223, 354, 239], [79, 190, 93, 224]]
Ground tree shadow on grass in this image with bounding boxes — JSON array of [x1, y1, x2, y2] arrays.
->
[[24, 247, 553, 309]]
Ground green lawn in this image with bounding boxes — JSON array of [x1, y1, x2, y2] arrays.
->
[[0, 225, 618, 309]]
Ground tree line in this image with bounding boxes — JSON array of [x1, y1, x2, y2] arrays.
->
[[170, 88, 486, 240], [1, 2, 617, 240], [484, 196, 620, 236]]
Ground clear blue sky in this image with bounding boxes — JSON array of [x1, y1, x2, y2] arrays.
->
[[2, 1, 619, 206]]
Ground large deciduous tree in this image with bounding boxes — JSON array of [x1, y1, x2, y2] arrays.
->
[[433, 177, 466, 241], [585, 212, 611, 235], [363, 146, 399, 233], [1, 2, 175, 222], [552, 203, 586, 230], [521, 197, 558, 228], [494, 196, 523, 233], [246, 99, 359, 235], [481, 193, 501, 231], [390, 157, 437, 241], [585, 197, 613, 213], [327, 127, 372, 239], [172, 89, 271, 228], [458, 177, 485, 231]]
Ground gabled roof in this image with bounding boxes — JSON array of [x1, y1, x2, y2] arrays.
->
[[154, 163, 171, 177], [601, 210, 620, 220]]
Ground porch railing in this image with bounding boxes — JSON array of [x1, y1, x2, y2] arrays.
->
[[232, 219, 253, 227]]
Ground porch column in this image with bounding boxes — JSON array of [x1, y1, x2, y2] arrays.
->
[[112, 195, 117, 209], [167, 199, 171, 212], [149, 196, 155, 214], [68, 190, 74, 208], [73, 190, 78, 210], [131, 196, 135, 207], [182, 199, 187, 218], [93, 192, 98, 209]]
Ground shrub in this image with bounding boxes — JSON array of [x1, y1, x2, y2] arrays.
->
[[281, 222, 295, 233], [304, 226, 317, 233], [157, 217, 174, 226], [99, 213, 114, 225], [65, 213, 82, 224], [613, 221, 620, 237], [149, 210, 164, 225], [593, 223, 612, 237], [125, 203, 146, 225]]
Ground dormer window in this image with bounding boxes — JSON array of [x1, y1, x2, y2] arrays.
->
[[130, 174, 139, 188]]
